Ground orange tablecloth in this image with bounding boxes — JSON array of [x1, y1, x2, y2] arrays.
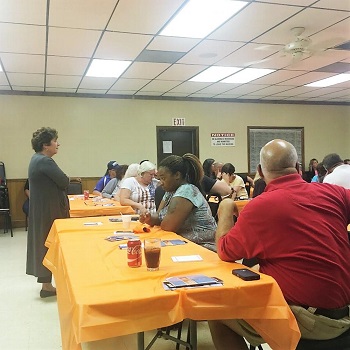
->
[[44, 217, 300, 350], [68, 195, 134, 217]]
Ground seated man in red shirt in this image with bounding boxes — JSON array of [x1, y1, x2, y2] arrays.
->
[[209, 139, 350, 350]]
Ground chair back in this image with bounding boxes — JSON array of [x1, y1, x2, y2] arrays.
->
[[67, 182, 83, 195], [0, 161, 6, 185], [206, 195, 221, 222]]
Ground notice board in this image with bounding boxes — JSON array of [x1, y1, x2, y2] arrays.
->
[[248, 127, 304, 174]]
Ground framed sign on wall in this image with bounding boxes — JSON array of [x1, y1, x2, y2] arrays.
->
[[248, 127, 304, 174]]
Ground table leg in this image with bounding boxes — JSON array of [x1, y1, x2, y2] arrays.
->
[[137, 332, 145, 350], [189, 320, 197, 350]]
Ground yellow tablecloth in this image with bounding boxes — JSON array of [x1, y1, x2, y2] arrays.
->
[[44, 217, 300, 350], [68, 195, 134, 217]]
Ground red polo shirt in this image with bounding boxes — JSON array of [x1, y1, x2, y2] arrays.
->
[[218, 174, 350, 308]]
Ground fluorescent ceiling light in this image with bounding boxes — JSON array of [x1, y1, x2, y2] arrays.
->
[[222, 68, 275, 83], [160, 0, 247, 39], [86, 59, 131, 78], [305, 74, 350, 87], [190, 66, 242, 82]]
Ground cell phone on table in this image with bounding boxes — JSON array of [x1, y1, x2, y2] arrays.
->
[[232, 268, 260, 281]]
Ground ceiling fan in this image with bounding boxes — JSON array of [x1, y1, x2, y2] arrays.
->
[[280, 27, 312, 59], [248, 27, 337, 65]]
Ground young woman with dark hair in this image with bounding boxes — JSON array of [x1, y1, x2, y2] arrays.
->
[[140, 153, 217, 251]]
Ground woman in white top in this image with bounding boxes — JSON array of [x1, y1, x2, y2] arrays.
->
[[221, 163, 249, 200], [119, 161, 156, 214]]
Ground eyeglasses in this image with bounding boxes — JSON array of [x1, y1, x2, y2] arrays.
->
[[144, 171, 155, 177]]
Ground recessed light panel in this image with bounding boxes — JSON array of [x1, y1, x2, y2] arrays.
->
[[86, 59, 131, 78], [160, 0, 248, 39], [190, 66, 242, 82], [305, 74, 350, 87], [222, 68, 275, 83]]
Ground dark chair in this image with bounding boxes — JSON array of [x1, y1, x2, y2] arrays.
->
[[67, 181, 83, 195], [206, 194, 221, 222], [296, 328, 350, 350], [250, 328, 350, 350], [0, 161, 13, 236], [146, 321, 191, 350]]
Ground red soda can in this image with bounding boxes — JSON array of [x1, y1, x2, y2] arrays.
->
[[127, 239, 142, 267], [83, 190, 89, 200]]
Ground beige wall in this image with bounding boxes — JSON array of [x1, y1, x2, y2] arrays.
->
[[0, 94, 349, 179]]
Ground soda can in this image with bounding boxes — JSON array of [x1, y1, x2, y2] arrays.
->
[[84, 190, 89, 200], [127, 239, 142, 267]]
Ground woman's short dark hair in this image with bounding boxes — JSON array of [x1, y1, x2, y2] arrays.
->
[[221, 163, 235, 175], [159, 153, 204, 191], [31, 127, 58, 152]]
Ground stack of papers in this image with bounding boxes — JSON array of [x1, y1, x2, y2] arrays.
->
[[163, 274, 223, 290], [105, 232, 139, 242]]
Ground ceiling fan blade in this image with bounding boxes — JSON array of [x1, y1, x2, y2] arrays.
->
[[244, 56, 274, 66], [309, 37, 347, 51]]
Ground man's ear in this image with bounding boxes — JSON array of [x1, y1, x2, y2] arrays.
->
[[257, 164, 264, 178], [296, 162, 300, 173]]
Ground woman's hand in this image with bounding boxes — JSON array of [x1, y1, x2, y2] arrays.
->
[[139, 211, 151, 224]]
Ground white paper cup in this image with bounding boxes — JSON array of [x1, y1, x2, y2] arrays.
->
[[121, 215, 132, 229]]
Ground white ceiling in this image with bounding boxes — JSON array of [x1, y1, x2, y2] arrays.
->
[[0, 0, 349, 104]]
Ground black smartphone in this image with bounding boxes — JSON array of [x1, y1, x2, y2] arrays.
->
[[232, 268, 260, 281]]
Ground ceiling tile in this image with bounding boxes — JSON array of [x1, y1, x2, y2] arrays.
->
[[168, 81, 211, 94], [79, 76, 116, 89], [107, 0, 186, 34], [7, 72, 44, 86], [49, 0, 117, 30], [277, 71, 335, 85], [46, 75, 82, 89], [156, 64, 208, 81], [255, 8, 349, 45], [122, 62, 170, 79], [139, 80, 180, 92], [77, 89, 108, 94], [46, 56, 90, 75], [110, 78, 150, 91], [0, 53, 45, 74], [312, 0, 350, 11], [148, 36, 200, 52], [0, 72, 9, 85], [208, 2, 302, 42], [135, 50, 186, 64], [95, 32, 153, 60], [48, 27, 102, 57], [12, 86, 44, 91], [0, 0, 46, 25], [0, 23, 46, 54], [178, 40, 244, 65]]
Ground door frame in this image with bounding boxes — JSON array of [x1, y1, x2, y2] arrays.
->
[[156, 126, 199, 166]]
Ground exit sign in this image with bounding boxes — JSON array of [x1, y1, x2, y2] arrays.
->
[[172, 118, 185, 126]]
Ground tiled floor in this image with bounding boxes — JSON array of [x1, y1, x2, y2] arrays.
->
[[0, 228, 272, 350]]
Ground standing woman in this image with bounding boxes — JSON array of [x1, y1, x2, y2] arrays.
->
[[140, 154, 217, 251], [26, 127, 70, 298]]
